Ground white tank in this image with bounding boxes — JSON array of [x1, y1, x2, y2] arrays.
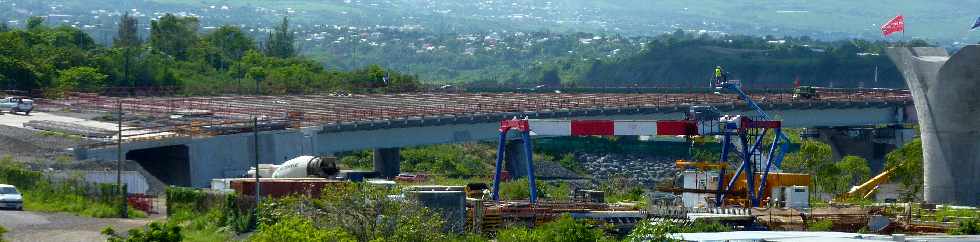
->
[[271, 156, 339, 178], [246, 164, 279, 178]]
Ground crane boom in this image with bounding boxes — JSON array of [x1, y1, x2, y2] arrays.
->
[[842, 167, 898, 201]]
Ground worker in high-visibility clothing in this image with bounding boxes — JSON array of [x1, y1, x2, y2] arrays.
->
[[714, 66, 725, 85]]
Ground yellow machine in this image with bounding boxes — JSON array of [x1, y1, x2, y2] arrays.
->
[[836, 167, 898, 202], [671, 160, 811, 208]]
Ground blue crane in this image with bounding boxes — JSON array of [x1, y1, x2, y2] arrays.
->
[[711, 81, 792, 207]]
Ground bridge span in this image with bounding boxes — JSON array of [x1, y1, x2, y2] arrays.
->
[[66, 89, 914, 187]]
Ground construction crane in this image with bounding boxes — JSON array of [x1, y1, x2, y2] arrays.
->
[[711, 80, 793, 207], [836, 167, 898, 202], [488, 80, 794, 208]]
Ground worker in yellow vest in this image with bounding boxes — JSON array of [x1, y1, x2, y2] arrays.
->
[[714, 66, 725, 85]]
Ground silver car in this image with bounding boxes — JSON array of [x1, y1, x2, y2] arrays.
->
[[0, 97, 33, 115], [0, 184, 24, 210]]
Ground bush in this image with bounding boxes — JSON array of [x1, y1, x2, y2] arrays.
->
[[0, 157, 142, 218], [951, 219, 980, 235], [105, 222, 181, 242], [626, 220, 732, 242], [258, 184, 446, 241], [497, 215, 614, 242], [808, 220, 834, 231], [165, 187, 254, 233], [250, 216, 356, 242]]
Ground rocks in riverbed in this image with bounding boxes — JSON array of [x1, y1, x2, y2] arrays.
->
[[576, 153, 678, 187]]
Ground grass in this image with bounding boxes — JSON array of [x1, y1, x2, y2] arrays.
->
[[0, 157, 145, 218], [22, 191, 146, 218], [36, 130, 83, 140], [808, 220, 834, 231], [168, 209, 235, 242], [930, 206, 979, 222]]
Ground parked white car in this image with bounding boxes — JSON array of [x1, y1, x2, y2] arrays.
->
[[0, 184, 23, 210], [0, 96, 33, 115]]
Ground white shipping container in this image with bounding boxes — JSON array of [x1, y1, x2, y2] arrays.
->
[[682, 170, 718, 208], [52, 171, 149, 194]]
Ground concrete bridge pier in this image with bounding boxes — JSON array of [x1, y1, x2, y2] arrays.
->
[[887, 45, 980, 205], [373, 148, 401, 178]]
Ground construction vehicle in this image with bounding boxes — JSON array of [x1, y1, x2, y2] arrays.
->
[[835, 167, 898, 202], [793, 86, 819, 99], [0, 96, 33, 115], [246, 156, 339, 178]]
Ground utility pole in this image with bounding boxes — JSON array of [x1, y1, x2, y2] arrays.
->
[[116, 98, 127, 218], [253, 117, 260, 211]]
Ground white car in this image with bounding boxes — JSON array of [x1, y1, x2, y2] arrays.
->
[[0, 97, 33, 115], [0, 184, 23, 210]]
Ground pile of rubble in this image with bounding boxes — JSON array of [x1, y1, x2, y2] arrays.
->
[[576, 153, 678, 187]]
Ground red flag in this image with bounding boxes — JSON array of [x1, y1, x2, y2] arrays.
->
[[881, 15, 905, 36]]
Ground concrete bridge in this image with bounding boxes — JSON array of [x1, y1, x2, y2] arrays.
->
[[69, 90, 914, 187]]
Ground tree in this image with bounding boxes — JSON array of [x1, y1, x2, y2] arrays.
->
[[885, 138, 923, 201], [56, 66, 108, 93], [837, 156, 871, 186], [540, 68, 561, 87], [203, 25, 255, 64], [26, 16, 44, 30], [150, 14, 199, 60], [497, 214, 615, 242], [0, 22, 9, 32], [781, 140, 833, 173], [114, 13, 141, 48], [0, 56, 37, 91], [264, 17, 296, 58]]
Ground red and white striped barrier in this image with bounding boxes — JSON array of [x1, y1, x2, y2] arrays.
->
[[500, 119, 699, 136]]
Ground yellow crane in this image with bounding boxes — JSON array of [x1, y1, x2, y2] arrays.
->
[[837, 167, 898, 202]]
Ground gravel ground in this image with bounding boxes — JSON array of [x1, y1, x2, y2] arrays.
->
[[0, 210, 155, 242], [0, 125, 97, 162]]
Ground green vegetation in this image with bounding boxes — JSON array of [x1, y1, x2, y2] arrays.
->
[[250, 216, 355, 242], [496, 215, 615, 242], [951, 219, 980, 235], [0, 156, 144, 218], [0, 15, 421, 96], [104, 222, 182, 242], [577, 32, 921, 88], [781, 140, 873, 198], [258, 184, 447, 241], [807, 220, 834, 231], [400, 143, 497, 178], [931, 206, 980, 223], [885, 138, 924, 201], [625, 220, 732, 242], [0, 224, 6, 242], [165, 186, 254, 238]]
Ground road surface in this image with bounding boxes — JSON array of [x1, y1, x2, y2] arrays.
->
[[0, 210, 153, 242]]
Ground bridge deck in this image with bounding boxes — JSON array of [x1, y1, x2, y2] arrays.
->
[[50, 89, 910, 141]]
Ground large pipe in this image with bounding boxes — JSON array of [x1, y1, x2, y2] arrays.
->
[[886, 45, 980, 205]]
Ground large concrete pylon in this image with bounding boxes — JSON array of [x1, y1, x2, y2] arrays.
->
[[886, 45, 980, 205]]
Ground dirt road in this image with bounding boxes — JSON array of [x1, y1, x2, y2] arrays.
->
[[0, 210, 153, 242]]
